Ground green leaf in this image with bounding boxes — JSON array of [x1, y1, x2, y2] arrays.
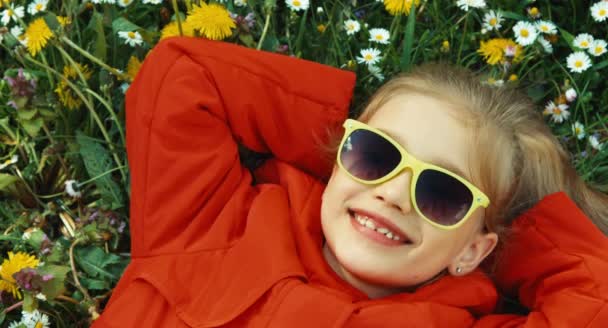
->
[[17, 108, 38, 120], [80, 277, 109, 290], [74, 246, 128, 281], [0, 174, 19, 190], [38, 265, 70, 300], [500, 10, 527, 21], [400, 3, 417, 72], [91, 12, 107, 63], [76, 130, 125, 210], [38, 109, 57, 119], [22, 293, 37, 312], [111, 17, 141, 34], [21, 117, 43, 138], [559, 28, 576, 51]]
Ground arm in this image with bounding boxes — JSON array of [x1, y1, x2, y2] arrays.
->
[[474, 192, 608, 327], [126, 37, 356, 257]]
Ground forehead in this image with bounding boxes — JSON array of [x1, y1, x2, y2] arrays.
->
[[366, 93, 473, 180]]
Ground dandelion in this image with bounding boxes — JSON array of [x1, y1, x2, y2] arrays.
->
[[527, 7, 541, 19], [572, 122, 586, 140], [23, 18, 53, 57], [285, 0, 309, 12], [369, 28, 390, 44], [0, 252, 40, 299], [118, 30, 143, 47], [482, 10, 503, 31], [117, 0, 134, 7], [565, 88, 577, 102], [160, 21, 195, 40], [477, 38, 523, 65], [344, 19, 360, 35], [573, 33, 594, 49], [513, 21, 538, 46], [22, 310, 50, 328], [589, 39, 607, 57], [0, 155, 17, 170], [1, 4, 24, 25], [508, 74, 518, 82], [591, 1, 608, 22], [64, 179, 81, 198], [440, 40, 450, 52], [185, 3, 235, 40], [589, 135, 603, 150], [566, 51, 592, 73], [54, 63, 92, 110], [456, 0, 486, 12], [126, 56, 142, 81], [27, 0, 48, 15], [383, 0, 421, 16], [316, 24, 326, 33], [356, 47, 382, 66], [57, 16, 71, 27], [538, 37, 553, 54], [535, 20, 557, 34]]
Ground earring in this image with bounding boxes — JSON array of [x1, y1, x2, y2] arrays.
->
[[456, 267, 462, 273]]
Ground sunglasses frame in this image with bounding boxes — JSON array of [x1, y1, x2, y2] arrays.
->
[[337, 119, 490, 230]]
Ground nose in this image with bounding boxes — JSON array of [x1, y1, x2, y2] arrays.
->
[[372, 169, 414, 213]]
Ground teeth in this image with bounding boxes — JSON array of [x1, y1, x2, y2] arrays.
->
[[354, 214, 402, 241]]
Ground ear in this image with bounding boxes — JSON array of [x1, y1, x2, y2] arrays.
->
[[449, 231, 498, 276]]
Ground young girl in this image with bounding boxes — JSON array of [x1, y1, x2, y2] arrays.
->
[[91, 37, 608, 327]]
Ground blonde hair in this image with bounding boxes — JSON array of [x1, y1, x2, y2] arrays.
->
[[353, 63, 608, 241]]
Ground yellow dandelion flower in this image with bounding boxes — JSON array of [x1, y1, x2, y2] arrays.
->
[[478, 38, 524, 65], [24, 18, 53, 57], [440, 40, 450, 53], [185, 2, 235, 40], [54, 63, 92, 110], [160, 21, 195, 40], [317, 24, 326, 33], [509, 74, 518, 82], [57, 16, 72, 27], [126, 56, 142, 82], [0, 252, 39, 299], [383, 0, 421, 16]]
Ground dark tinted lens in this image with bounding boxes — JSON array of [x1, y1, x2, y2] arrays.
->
[[415, 170, 473, 226], [339, 129, 401, 181]]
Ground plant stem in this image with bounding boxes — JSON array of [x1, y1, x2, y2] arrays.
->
[[257, 12, 272, 50], [60, 37, 129, 80], [457, 12, 469, 64], [3, 301, 23, 314], [69, 238, 92, 303], [172, 0, 184, 36]]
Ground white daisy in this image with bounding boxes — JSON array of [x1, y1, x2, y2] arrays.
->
[[344, 19, 360, 35], [572, 121, 585, 140], [21, 310, 50, 328], [589, 135, 603, 150], [234, 0, 247, 7], [538, 37, 553, 54], [7, 321, 22, 328], [356, 48, 382, 66], [1, 5, 25, 26], [588, 39, 607, 57], [143, 0, 163, 4], [368, 65, 385, 81], [118, 31, 143, 47], [316, 7, 324, 13], [512, 21, 538, 46], [10, 26, 23, 38], [368, 28, 390, 44], [535, 20, 557, 34], [573, 33, 594, 49], [64, 179, 82, 198], [117, 0, 134, 7], [0, 155, 18, 170], [27, 0, 49, 15], [566, 51, 592, 73], [482, 10, 503, 31], [543, 101, 557, 116], [285, 0, 310, 12], [550, 103, 571, 123], [565, 88, 577, 102], [456, 0, 486, 11], [591, 1, 608, 22]]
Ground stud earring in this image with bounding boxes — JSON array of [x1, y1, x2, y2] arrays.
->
[[456, 267, 462, 273]]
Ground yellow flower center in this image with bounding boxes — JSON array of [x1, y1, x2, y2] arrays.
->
[[509, 74, 518, 81], [293, 0, 301, 7], [375, 35, 383, 40], [541, 25, 548, 31], [600, 9, 606, 16], [596, 46, 604, 54], [554, 108, 562, 115], [529, 7, 539, 16], [7, 9, 13, 16], [36, 3, 42, 10], [520, 29, 529, 37], [128, 31, 135, 39], [489, 18, 497, 26], [364, 54, 373, 61], [575, 128, 582, 134], [122, 0, 129, 4], [35, 322, 43, 328], [575, 60, 583, 68], [581, 41, 589, 47]]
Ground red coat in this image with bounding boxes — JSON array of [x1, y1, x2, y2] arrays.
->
[[92, 37, 608, 327]]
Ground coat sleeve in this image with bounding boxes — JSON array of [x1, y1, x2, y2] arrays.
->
[[126, 37, 356, 257], [473, 192, 608, 327]]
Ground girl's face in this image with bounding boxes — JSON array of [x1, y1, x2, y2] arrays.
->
[[320, 93, 497, 298]]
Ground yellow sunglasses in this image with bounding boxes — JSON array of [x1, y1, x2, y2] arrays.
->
[[337, 119, 490, 230]]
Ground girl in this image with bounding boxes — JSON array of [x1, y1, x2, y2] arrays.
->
[[92, 37, 608, 327]]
